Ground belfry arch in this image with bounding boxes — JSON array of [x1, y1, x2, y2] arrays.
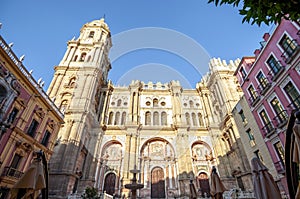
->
[[139, 137, 178, 198]]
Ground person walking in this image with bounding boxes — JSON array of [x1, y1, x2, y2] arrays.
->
[[210, 166, 226, 199]]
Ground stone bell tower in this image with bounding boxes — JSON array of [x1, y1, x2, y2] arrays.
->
[[47, 18, 112, 198]]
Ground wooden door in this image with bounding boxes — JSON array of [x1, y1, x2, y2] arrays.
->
[[103, 173, 116, 196], [151, 167, 165, 198], [198, 172, 210, 197]]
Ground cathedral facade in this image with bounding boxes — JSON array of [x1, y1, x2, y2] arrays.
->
[[47, 19, 252, 198]]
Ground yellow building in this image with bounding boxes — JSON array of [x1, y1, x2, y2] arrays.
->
[[47, 19, 253, 198]]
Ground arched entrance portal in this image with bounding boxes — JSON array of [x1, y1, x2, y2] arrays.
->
[[151, 167, 165, 198], [198, 172, 210, 197], [103, 173, 116, 196]]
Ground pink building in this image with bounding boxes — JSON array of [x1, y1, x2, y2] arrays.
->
[[235, 19, 300, 197], [0, 34, 64, 198]]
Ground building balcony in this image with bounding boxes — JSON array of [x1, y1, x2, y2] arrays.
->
[[1, 166, 23, 179], [273, 110, 289, 128], [274, 160, 285, 174], [249, 96, 260, 107], [257, 82, 272, 95], [262, 122, 276, 137], [287, 95, 300, 111], [267, 63, 284, 82], [281, 39, 299, 64]]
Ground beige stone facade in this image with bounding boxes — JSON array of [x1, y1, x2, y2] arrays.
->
[[47, 19, 253, 198]]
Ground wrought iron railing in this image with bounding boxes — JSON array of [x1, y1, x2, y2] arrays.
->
[[248, 95, 260, 107], [274, 160, 285, 174], [287, 95, 300, 111], [1, 166, 23, 179], [267, 61, 284, 81], [281, 39, 299, 63], [257, 82, 271, 95], [261, 121, 275, 137], [273, 110, 289, 128]]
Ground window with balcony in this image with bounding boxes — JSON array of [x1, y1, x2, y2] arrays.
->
[[266, 55, 283, 80], [4, 154, 23, 178], [279, 34, 298, 62], [256, 71, 270, 94], [246, 128, 256, 147], [41, 130, 51, 147], [273, 141, 285, 174], [270, 97, 288, 127], [248, 85, 259, 106], [7, 107, 19, 124], [259, 109, 274, 137], [27, 119, 39, 137], [238, 110, 247, 125], [284, 81, 300, 110], [239, 67, 247, 80], [0, 84, 7, 109]]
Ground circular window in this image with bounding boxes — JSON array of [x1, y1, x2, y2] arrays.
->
[[124, 102, 128, 106], [111, 102, 115, 105], [196, 103, 200, 107], [146, 101, 151, 106], [161, 102, 166, 106], [183, 103, 187, 107]]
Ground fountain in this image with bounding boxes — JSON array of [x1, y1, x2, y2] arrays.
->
[[124, 166, 144, 199]]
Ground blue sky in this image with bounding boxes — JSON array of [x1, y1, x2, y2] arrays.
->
[[0, 0, 272, 89]]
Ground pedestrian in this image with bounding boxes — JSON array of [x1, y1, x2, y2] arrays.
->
[[210, 166, 226, 199]]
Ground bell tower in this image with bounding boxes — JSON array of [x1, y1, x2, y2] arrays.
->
[[47, 19, 112, 198]]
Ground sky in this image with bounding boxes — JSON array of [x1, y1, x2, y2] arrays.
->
[[0, 0, 272, 89]]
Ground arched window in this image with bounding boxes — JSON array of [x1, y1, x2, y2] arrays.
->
[[121, 112, 126, 125], [192, 113, 197, 126], [145, 111, 151, 125], [88, 31, 95, 38], [59, 100, 68, 113], [198, 113, 204, 126], [68, 77, 76, 87], [153, 112, 159, 125], [108, 112, 114, 125], [117, 99, 122, 107], [153, 98, 158, 107], [161, 112, 167, 125], [73, 55, 78, 61], [185, 113, 190, 125], [189, 100, 194, 108], [114, 112, 120, 125], [80, 53, 86, 62]]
